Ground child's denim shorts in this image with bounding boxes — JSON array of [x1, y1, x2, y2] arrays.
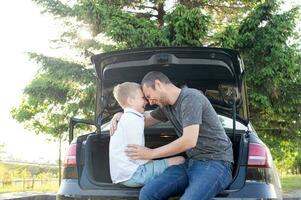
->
[[120, 159, 168, 187]]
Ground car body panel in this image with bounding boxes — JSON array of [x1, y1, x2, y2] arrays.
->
[[58, 47, 282, 200]]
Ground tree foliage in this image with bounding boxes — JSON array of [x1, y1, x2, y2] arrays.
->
[[215, 1, 301, 173], [11, 0, 301, 172], [12, 0, 259, 138], [11, 53, 95, 138]]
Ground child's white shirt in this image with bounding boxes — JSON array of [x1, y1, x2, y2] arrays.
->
[[109, 108, 148, 184]]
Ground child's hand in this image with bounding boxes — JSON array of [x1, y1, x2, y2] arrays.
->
[[110, 112, 123, 136]]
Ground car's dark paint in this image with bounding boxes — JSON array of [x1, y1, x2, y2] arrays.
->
[[92, 47, 244, 87], [57, 47, 282, 200]]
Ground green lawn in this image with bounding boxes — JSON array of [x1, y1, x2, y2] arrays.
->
[[281, 174, 301, 192], [0, 183, 58, 193]]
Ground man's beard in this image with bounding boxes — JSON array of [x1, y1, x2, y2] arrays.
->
[[158, 95, 168, 107]]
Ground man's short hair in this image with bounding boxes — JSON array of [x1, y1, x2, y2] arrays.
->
[[113, 82, 141, 108], [141, 71, 171, 89]]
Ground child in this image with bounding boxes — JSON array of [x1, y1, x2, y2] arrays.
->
[[109, 82, 185, 187]]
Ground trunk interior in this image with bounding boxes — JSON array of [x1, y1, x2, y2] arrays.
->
[[78, 127, 248, 192]]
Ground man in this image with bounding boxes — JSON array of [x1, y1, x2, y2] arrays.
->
[[111, 71, 233, 200]]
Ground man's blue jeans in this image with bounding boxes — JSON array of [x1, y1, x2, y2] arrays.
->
[[139, 159, 232, 200]]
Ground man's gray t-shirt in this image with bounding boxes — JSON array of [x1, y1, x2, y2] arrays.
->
[[150, 87, 233, 163]]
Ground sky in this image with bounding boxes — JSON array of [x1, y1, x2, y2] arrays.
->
[[0, 0, 300, 164], [0, 0, 67, 164]]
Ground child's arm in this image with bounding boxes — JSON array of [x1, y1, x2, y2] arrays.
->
[[110, 112, 123, 135], [110, 112, 160, 135], [123, 117, 150, 162]]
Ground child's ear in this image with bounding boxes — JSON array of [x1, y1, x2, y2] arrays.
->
[[126, 96, 133, 105]]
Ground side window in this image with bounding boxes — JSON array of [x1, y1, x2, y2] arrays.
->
[[101, 122, 111, 132], [218, 115, 247, 130]]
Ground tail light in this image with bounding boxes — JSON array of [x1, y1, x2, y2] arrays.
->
[[63, 143, 78, 179], [248, 143, 272, 168], [64, 143, 77, 167]]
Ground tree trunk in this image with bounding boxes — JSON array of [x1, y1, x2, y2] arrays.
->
[[59, 134, 62, 185], [157, 2, 165, 27]]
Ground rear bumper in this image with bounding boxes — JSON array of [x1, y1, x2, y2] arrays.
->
[[223, 182, 281, 199], [57, 179, 138, 199], [57, 179, 282, 200]]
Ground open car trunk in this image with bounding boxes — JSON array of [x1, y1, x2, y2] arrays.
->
[[59, 47, 282, 199], [92, 47, 249, 124], [74, 47, 250, 196], [77, 126, 249, 196]]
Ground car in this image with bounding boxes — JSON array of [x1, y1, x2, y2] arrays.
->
[[57, 47, 282, 200]]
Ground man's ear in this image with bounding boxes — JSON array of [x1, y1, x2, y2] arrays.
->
[[154, 80, 162, 90]]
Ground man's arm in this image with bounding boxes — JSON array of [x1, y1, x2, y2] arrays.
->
[[126, 124, 199, 160]]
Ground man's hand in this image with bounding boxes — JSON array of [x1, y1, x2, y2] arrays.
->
[[110, 112, 123, 136], [125, 144, 153, 160], [125, 125, 200, 160]]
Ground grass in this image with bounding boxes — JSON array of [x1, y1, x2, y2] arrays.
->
[[0, 162, 59, 194], [0, 180, 59, 193], [281, 174, 301, 192], [0, 184, 58, 193]]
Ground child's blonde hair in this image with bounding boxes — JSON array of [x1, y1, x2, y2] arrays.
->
[[113, 82, 141, 108]]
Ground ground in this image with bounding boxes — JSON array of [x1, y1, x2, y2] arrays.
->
[[283, 189, 301, 199], [0, 190, 301, 199]]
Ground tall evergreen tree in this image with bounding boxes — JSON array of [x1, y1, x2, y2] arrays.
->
[[11, 0, 300, 172], [12, 0, 258, 138], [215, 1, 301, 172]]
